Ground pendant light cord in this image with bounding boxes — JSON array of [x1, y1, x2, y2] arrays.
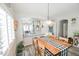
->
[[47, 3, 49, 20]]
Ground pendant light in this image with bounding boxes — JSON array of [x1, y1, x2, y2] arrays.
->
[[46, 3, 55, 26]]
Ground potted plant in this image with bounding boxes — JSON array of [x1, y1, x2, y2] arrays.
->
[[16, 41, 24, 56], [73, 31, 79, 46], [73, 31, 79, 37]]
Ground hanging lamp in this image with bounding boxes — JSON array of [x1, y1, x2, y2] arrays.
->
[[46, 3, 55, 26]]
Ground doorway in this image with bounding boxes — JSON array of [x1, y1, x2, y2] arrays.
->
[[59, 20, 68, 38]]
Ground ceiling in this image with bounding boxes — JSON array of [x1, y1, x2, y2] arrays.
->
[[7, 3, 79, 19]]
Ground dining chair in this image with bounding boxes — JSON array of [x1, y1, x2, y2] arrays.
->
[[32, 38, 39, 56], [68, 37, 73, 45], [37, 39, 45, 56], [33, 38, 45, 56], [49, 35, 57, 40]]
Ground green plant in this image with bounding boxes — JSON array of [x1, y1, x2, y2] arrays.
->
[[73, 31, 79, 36], [74, 39, 79, 46], [16, 41, 24, 55]]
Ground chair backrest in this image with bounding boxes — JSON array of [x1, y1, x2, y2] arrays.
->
[[37, 39, 45, 56], [33, 38, 45, 56], [32, 39, 39, 56], [33, 39, 38, 50], [68, 37, 73, 44], [49, 35, 57, 40], [59, 37, 68, 42]]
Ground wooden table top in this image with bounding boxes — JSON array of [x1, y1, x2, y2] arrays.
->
[[50, 38, 71, 48], [37, 38, 61, 55]]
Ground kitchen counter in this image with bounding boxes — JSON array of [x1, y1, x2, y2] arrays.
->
[[23, 33, 45, 46]]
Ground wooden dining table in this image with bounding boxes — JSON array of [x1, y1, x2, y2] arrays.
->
[[34, 36, 71, 56], [37, 38, 60, 56]]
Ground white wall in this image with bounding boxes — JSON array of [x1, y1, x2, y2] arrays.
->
[[15, 17, 24, 44], [68, 17, 79, 37], [56, 14, 79, 38]]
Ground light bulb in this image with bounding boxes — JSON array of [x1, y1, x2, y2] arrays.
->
[[46, 20, 55, 26]]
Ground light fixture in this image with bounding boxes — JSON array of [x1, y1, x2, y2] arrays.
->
[[46, 20, 55, 26], [46, 3, 55, 26], [46, 20, 52, 25], [71, 18, 76, 24]]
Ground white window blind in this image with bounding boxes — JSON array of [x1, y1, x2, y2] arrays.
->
[[0, 7, 9, 55], [0, 7, 15, 56], [7, 14, 15, 44]]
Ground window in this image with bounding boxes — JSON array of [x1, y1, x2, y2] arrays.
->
[[0, 7, 15, 55], [7, 14, 15, 44], [0, 7, 9, 55], [23, 23, 33, 34]]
